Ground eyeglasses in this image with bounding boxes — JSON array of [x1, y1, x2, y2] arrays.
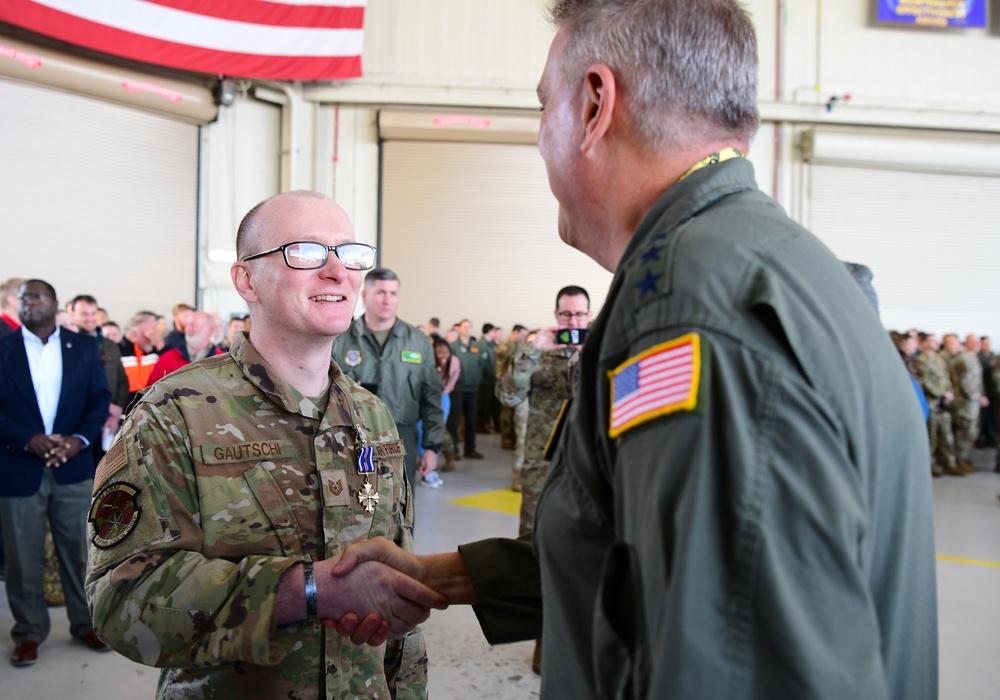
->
[[18, 292, 52, 303], [556, 311, 590, 320], [241, 241, 376, 271]]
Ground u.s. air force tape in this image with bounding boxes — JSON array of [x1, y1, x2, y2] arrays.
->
[[89, 481, 143, 550]]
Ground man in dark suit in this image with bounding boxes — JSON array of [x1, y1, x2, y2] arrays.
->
[[0, 279, 111, 667]]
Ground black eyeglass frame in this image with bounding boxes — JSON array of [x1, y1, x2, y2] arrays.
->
[[240, 240, 377, 271]]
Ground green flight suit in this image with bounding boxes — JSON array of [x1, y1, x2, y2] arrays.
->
[[332, 316, 445, 488], [461, 158, 937, 700]]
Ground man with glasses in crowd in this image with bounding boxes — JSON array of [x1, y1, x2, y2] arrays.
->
[[0, 280, 111, 666], [495, 284, 589, 673], [87, 191, 445, 699]]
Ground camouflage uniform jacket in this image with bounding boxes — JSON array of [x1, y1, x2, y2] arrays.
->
[[86, 333, 426, 700], [495, 339, 516, 377], [913, 351, 951, 408], [495, 344, 579, 464], [946, 350, 982, 417]]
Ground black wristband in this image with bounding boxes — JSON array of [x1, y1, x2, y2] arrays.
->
[[302, 561, 318, 620], [423, 444, 441, 453]]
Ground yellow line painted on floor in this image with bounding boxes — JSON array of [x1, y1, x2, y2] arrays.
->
[[936, 554, 1000, 570], [450, 489, 522, 515]]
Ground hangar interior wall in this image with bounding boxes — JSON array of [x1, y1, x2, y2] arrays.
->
[[379, 140, 612, 332], [0, 77, 198, 326]]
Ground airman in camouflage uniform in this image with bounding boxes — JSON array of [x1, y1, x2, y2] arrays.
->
[[943, 333, 983, 470], [86, 191, 442, 699], [495, 288, 590, 537], [913, 333, 959, 475], [495, 329, 522, 451]]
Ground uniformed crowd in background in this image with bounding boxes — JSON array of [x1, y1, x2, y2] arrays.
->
[[891, 329, 1000, 478]]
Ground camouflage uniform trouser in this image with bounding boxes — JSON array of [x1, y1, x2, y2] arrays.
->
[[952, 406, 980, 465], [518, 459, 549, 537], [513, 400, 529, 474], [499, 405, 516, 449], [927, 408, 956, 469]]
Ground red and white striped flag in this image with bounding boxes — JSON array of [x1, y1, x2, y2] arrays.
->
[[608, 333, 702, 438], [0, 0, 366, 80]]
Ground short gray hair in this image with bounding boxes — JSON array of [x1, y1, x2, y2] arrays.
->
[[550, 0, 760, 149], [364, 268, 400, 288]]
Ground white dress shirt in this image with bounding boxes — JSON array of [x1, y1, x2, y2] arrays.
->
[[22, 325, 63, 435]]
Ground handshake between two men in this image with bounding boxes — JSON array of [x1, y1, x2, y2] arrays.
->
[[277, 538, 475, 646]]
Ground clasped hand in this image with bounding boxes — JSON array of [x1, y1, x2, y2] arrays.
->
[[321, 538, 435, 647], [27, 433, 83, 467], [315, 546, 444, 646]]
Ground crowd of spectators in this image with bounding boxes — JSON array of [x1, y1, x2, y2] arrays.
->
[[891, 329, 999, 477]]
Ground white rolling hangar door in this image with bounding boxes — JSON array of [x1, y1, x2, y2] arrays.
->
[[800, 127, 1000, 340], [0, 36, 213, 324], [376, 108, 612, 334]]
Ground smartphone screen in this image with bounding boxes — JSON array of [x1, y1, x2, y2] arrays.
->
[[554, 328, 588, 345]]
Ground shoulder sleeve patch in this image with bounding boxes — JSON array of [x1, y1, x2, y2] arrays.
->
[[89, 481, 142, 550], [344, 350, 362, 367], [607, 333, 702, 439]]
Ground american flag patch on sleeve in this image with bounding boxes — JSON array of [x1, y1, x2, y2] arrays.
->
[[608, 333, 701, 438]]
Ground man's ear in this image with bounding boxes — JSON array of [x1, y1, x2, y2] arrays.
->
[[580, 64, 617, 154], [231, 262, 258, 304]]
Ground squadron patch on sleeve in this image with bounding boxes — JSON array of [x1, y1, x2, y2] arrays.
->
[[89, 481, 143, 550], [608, 333, 702, 438]]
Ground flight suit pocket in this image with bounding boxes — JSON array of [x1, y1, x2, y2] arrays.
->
[[198, 462, 304, 559], [593, 541, 649, 700]]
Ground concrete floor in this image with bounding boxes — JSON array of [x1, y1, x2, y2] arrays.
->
[[0, 434, 997, 699]]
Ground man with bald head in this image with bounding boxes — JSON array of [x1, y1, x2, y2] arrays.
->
[[87, 191, 445, 699]]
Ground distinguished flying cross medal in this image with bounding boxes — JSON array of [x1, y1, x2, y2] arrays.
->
[[354, 424, 378, 513]]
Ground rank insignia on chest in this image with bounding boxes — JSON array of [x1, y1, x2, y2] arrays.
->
[[344, 350, 362, 367], [608, 333, 702, 438], [89, 481, 142, 549], [321, 469, 352, 507]]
